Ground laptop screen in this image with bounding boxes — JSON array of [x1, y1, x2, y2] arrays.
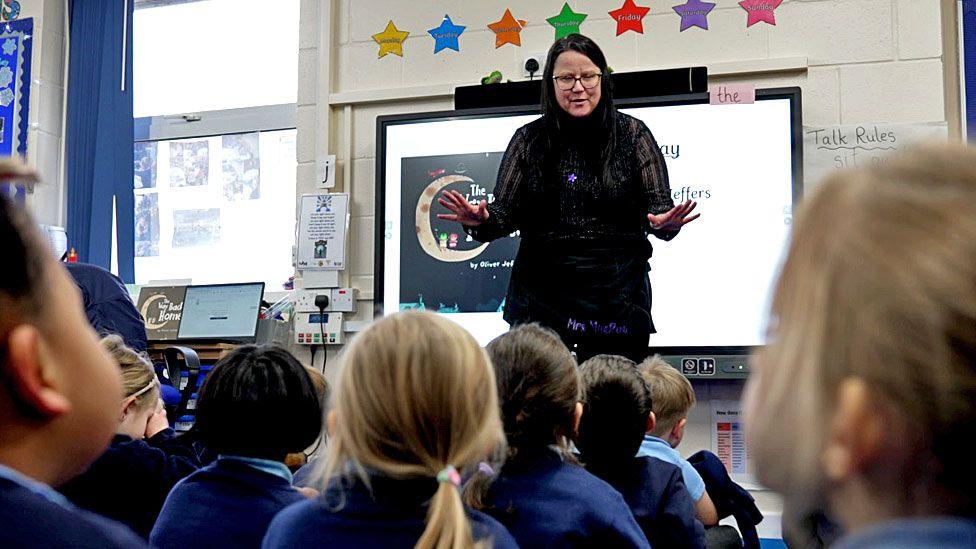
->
[[177, 283, 264, 341]]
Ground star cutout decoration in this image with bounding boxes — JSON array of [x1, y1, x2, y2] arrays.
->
[[609, 0, 650, 36], [739, 0, 783, 27], [546, 3, 587, 40], [372, 20, 409, 58], [427, 14, 465, 54], [487, 9, 527, 48], [673, 0, 716, 31]]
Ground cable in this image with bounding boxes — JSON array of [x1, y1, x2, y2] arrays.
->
[[315, 294, 330, 374]]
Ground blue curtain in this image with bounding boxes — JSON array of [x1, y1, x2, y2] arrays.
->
[[66, 0, 135, 281], [964, 1, 976, 141]]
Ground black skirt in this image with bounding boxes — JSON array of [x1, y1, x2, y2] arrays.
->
[[503, 238, 653, 362]]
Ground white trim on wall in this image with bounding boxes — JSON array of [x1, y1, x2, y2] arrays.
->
[[327, 56, 809, 107]]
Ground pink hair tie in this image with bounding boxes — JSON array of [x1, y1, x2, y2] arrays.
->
[[436, 465, 461, 487]]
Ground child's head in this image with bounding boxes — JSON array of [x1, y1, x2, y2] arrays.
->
[[0, 182, 122, 486], [576, 355, 652, 467], [320, 311, 502, 548], [193, 344, 322, 462], [101, 334, 160, 439], [639, 355, 695, 446], [485, 323, 581, 462], [746, 144, 976, 527]]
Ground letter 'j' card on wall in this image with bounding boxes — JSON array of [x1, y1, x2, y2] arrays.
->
[[298, 194, 349, 270]]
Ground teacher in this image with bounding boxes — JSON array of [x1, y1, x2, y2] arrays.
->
[[438, 34, 698, 362]]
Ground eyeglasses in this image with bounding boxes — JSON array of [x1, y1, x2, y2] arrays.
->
[[553, 73, 602, 91]]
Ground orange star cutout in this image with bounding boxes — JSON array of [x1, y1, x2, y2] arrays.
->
[[487, 9, 527, 48], [372, 20, 410, 58]]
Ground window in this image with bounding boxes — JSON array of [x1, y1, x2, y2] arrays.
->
[[133, 129, 296, 286], [132, 0, 299, 287], [133, 0, 299, 117]]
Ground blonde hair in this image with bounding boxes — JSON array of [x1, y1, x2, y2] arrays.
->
[[101, 335, 159, 410], [749, 144, 976, 515], [639, 355, 695, 437], [314, 311, 504, 549]]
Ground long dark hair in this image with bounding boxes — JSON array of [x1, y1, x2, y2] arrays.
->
[[541, 34, 617, 163]]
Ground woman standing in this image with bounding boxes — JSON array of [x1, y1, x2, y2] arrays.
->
[[439, 34, 698, 362]]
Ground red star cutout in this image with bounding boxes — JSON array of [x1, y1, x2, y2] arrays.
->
[[738, 0, 782, 27], [609, 0, 651, 36], [487, 9, 527, 48]]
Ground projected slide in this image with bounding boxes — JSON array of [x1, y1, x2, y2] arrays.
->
[[380, 93, 798, 348]]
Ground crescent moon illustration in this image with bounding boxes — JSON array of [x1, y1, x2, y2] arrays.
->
[[140, 294, 169, 330], [416, 174, 489, 263]]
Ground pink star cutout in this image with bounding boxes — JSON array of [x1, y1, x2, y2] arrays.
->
[[738, 0, 782, 27]]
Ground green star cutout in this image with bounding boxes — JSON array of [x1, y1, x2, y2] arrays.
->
[[546, 3, 587, 40]]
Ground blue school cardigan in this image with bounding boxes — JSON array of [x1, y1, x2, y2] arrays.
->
[[150, 457, 305, 549], [586, 455, 705, 549], [0, 467, 146, 548], [262, 474, 518, 548], [483, 449, 650, 548], [58, 428, 200, 538]]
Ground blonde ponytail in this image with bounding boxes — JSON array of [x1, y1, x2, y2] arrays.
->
[[313, 312, 503, 549], [417, 477, 481, 549]]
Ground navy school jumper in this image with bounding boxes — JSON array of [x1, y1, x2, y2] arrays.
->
[[586, 455, 706, 549], [150, 458, 306, 549], [58, 428, 200, 538], [262, 474, 519, 548], [482, 449, 650, 548]]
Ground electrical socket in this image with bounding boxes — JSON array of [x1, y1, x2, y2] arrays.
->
[[521, 52, 545, 79]]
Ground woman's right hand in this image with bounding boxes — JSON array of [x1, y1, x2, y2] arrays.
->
[[436, 190, 489, 227]]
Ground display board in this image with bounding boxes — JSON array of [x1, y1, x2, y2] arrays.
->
[[377, 89, 802, 352]]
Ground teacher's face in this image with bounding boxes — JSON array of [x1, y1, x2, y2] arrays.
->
[[553, 51, 602, 118]]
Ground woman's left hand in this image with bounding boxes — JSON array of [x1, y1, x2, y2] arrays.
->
[[648, 199, 700, 231]]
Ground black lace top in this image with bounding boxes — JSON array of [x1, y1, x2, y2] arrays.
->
[[467, 112, 677, 245], [467, 111, 679, 337]]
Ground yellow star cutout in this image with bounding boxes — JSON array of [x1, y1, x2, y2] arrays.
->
[[372, 20, 410, 58]]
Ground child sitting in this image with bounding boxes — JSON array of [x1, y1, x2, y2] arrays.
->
[[0, 187, 145, 548], [639, 355, 719, 526], [746, 145, 976, 548], [576, 354, 705, 548], [467, 323, 649, 548], [59, 335, 200, 538], [263, 311, 517, 548], [150, 345, 323, 549]]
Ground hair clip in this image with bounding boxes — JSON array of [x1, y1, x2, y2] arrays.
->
[[477, 461, 495, 476], [436, 465, 461, 487]]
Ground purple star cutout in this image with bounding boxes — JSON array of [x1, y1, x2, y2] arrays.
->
[[567, 173, 577, 183], [673, 0, 716, 31]]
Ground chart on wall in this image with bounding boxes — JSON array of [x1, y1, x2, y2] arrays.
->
[[379, 92, 799, 347], [398, 152, 518, 313]]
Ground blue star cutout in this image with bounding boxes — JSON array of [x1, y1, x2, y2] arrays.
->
[[427, 14, 465, 54]]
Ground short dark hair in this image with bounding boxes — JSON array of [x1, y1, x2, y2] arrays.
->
[[193, 345, 323, 461], [485, 323, 580, 463], [576, 354, 652, 467], [0, 194, 48, 357]]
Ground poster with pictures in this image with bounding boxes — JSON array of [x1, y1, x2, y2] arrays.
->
[[134, 142, 157, 189], [172, 208, 220, 248], [222, 132, 260, 201], [135, 193, 160, 257], [398, 152, 518, 313], [169, 140, 210, 187]]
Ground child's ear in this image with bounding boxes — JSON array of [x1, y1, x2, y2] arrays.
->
[[671, 417, 687, 446], [572, 402, 583, 437], [119, 396, 138, 422], [823, 377, 883, 482], [646, 411, 657, 433], [3, 325, 70, 419]]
